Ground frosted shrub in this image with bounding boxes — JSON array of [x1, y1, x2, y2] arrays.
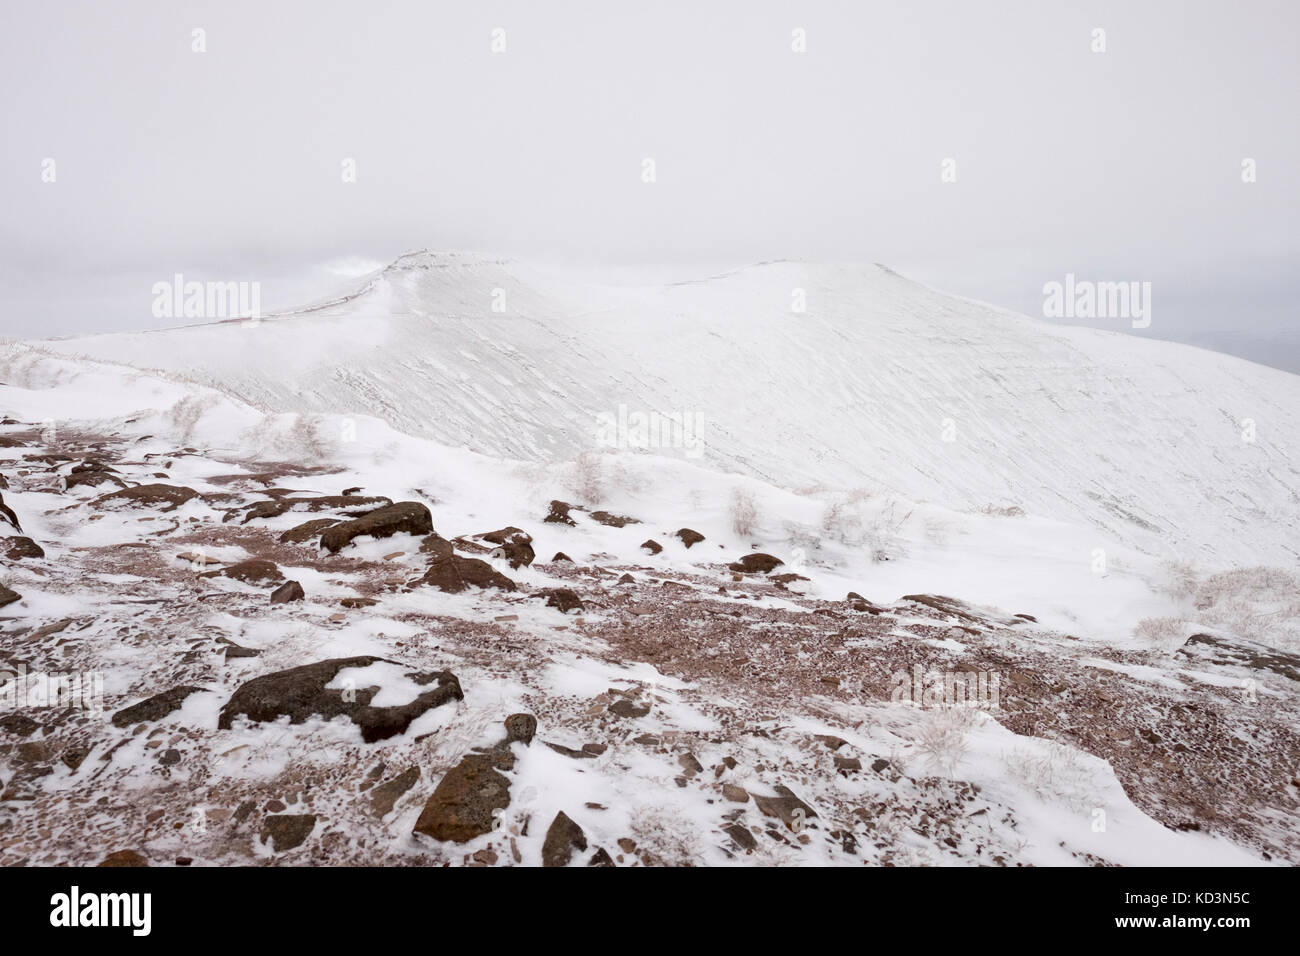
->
[[864, 500, 913, 563], [820, 489, 872, 546], [729, 487, 758, 537], [1152, 564, 1300, 653], [568, 450, 604, 506], [1194, 567, 1300, 653], [289, 413, 333, 459], [914, 706, 976, 775], [1157, 559, 1199, 602], [1004, 742, 1099, 813], [167, 394, 216, 444], [822, 490, 910, 562], [1134, 616, 1191, 654]]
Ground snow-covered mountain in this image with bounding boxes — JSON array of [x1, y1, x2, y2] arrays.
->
[[42, 251, 1300, 569], [3, 349, 1297, 867]]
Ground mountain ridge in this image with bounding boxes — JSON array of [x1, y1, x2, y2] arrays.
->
[[32, 253, 1300, 568]]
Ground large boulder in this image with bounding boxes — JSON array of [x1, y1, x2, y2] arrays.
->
[[412, 752, 513, 843], [90, 483, 200, 512], [239, 495, 391, 524], [370, 767, 420, 818], [260, 814, 316, 852], [418, 555, 517, 593], [111, 686, 208, 728], [728, 553, 783, 574], [674, 528, 705, 548], [319, 502, 433, 553], [0, 492, 21, 532], [752, 785, 817, 827], [475, 527, 535, 569], [65, 462, 127, 491], [199, 558, 284, 584], [0, 583, 21, 608], [541, 588, 583, 614], [279, 517, 340, 544], [2, 537, 44, 560], [217, 657, 463, 743], [502, 713, 538, 746], [270, 580, 305, 603], [541, 811, 588, 867], [544, 500, 576, 525], [590, 511, 640, 528], [418, 533, 455, 559]]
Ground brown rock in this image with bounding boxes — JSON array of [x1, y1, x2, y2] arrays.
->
[[542, 811, 587, 867], [218, 657, 462, 743], [418, 555, 517, 593], [279, 518, 340, 544], [2, 537, 43, 560], [728, 553, 783, 574], [270, 580, 305, 604], [112, 686, 207, 728], [419, 533, 455, 559], [260, 814, 316, 852], [541, 588, 583, 614], [608, 699, 650, 719], [238, 495, 390, 524], [98, 849, 148, 867], [477, 528, 534, 569], [723, 823, 757, 851], [544, 500, 576, 525], [370, 766, 420, 817], [590, 511, 640, 528], [674, 528, 705, 548], [413, 754, 512, 843], [770, 572, 809, 586], [200, 558, 284, 584], [65, 463, 127, 492], [91, 483, 199, 512], [0, 491, 19, 531], [753, 785, 817, 827], [722, 784, 750, 803], [503, 713, 538, 745], [320, 501, 433, 553], [544, 741, 596, 760]]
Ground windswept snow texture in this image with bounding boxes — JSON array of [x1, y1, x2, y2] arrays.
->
[[43, 251, 1300, 567]]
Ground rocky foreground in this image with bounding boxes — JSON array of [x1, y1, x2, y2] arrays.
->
[[1, 420, 1298, 867]]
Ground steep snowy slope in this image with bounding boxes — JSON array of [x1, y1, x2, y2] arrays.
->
[[40, 251, 1300, 567]]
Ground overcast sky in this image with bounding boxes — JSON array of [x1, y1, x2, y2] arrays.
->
[[1, 0, 1296, 368]]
